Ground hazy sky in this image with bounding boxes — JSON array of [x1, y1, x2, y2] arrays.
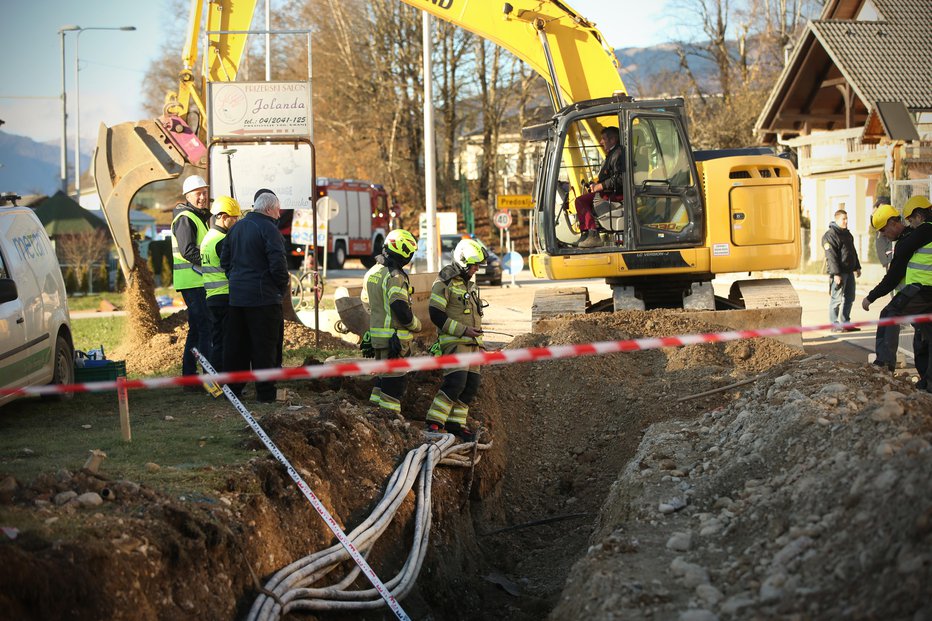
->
[[0, 0, 671, 146]]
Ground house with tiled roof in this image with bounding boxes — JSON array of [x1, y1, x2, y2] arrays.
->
[[755, 0, 932, 264]]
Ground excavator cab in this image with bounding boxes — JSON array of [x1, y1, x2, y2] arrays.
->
[[534, 97, 703, 257]]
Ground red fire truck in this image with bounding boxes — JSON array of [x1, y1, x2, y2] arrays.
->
[[279, 178, 392, 269]]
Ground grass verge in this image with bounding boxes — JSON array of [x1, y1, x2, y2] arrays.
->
[[0, 389, 259, 496]]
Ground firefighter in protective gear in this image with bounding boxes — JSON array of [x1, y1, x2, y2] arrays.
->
[[425, 238, 487, 441], [172, 175, 212, 381], [361, 229, 422, 414], [863, 201, 932, 389], [199, 195, 241, 371]]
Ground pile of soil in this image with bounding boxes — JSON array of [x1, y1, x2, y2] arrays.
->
[[551, 358, 932, 620], [1, 309, 929, 620]]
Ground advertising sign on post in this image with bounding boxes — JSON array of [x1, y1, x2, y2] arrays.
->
[[209, 81, 311, 138]]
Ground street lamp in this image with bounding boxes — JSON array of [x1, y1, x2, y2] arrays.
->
[[58, 25, 80, 194], [72, 25, 136, 203]]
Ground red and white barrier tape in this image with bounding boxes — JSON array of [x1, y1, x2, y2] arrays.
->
[[4, 313, 931, 397], [192, 349, 411, 621]]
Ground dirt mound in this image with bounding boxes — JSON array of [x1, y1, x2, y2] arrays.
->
[[553, 359, 932, 620], [115, 316, 356, 375], [465, 310, 804, 617]]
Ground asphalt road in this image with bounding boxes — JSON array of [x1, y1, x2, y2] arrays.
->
[[75, 262, 917, 371]]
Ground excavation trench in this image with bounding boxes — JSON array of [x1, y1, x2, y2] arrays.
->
[[0, 311, 804, 620]]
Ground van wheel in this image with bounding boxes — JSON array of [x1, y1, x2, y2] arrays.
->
[[48, 335, 74, 401], [329, 242, 347, 269]]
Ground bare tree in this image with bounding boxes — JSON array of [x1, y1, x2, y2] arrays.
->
[[56, 230, 111, 293]]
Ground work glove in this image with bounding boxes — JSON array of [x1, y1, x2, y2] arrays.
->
[[407, 315, 422, 333]]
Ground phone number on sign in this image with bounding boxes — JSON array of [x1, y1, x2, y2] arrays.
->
[[245, 117, 307, 125]]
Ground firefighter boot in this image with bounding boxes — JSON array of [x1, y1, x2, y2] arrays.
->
[[426, 391, 453, 434], [445, 400, 476, 441]]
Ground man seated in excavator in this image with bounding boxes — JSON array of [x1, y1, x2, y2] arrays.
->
[[575, 125, 625, 248]]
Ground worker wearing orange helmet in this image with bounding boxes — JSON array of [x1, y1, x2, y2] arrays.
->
[[199, 195, 241, 372], [863, 198, 932, 390], [361, 229, 422, 415]]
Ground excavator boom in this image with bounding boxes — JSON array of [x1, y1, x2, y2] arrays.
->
[[401, 0, 624, 107], [95, 0, 256, 277]]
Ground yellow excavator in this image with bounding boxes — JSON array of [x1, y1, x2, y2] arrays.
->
[[95, 0, 801, 338], [399, 0, 801, 332]]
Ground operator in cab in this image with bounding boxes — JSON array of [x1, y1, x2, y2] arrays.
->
[[172, 175, 212, 387], [424, 238, 487, 441], [361, 229, 422, 415], [576, 126, 625, 249], [862, 197, 932, 391]]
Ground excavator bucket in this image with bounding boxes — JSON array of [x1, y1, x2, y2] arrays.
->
[[94, 119, 188, 278]]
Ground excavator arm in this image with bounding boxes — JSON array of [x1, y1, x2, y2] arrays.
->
[[400, 0, 624, 108], [95, 0, 256, 277]]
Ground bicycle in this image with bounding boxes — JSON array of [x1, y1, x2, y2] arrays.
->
[[290, 270, 324, 309], [290, 256, 325, 310]]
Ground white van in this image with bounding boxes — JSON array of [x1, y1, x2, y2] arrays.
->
[[0, 196, 74, 406]]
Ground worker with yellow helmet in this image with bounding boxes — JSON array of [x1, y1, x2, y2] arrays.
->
[[199, 195, 242, 371], [424, 237, 488, 441], [360, 229, 422, 415], [863, 197, 932, 390]]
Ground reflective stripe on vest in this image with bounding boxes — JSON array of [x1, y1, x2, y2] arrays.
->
[[171, 210, 208, 289], [200, 228, 228, 298], [906, 243, 932, 286], [365, 264, 412, 347], [431, 276, 483, 348]]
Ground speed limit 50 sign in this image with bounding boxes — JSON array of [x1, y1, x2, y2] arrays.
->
[[493, 210, 513, 230]]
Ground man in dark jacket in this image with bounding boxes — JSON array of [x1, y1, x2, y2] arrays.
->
[[863, 203, 932, 389], [220, 189, 289, 403], [577, 126, 625, 249], [822, 209, 861, 331], [172, 175, 212, 384]]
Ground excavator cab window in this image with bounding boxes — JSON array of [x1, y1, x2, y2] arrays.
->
[[552, 114, 627, 249], [627, 114, 703, 249]]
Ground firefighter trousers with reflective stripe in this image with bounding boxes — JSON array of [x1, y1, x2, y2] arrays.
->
[[369, 348, 408, 413]]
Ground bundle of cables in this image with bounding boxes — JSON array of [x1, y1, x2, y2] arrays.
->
[[247, 432, 490, 620]]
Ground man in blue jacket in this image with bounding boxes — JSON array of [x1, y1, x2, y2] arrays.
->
[[220, 189, 289, 403]]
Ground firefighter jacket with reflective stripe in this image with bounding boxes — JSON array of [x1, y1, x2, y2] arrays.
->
[[363, 262, 417, 348], [429, 265, 483, 353], [906, 223, 932, 286], [171, 206, 209, 290], [200, 226, 229, 302]]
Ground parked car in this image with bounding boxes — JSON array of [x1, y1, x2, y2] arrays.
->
[[0, 195, 74, 406], [410, 234, 503, 286]]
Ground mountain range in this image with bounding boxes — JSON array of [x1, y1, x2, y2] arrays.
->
[[0, 132, 92, 198], [0, 43, 719, 197]]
